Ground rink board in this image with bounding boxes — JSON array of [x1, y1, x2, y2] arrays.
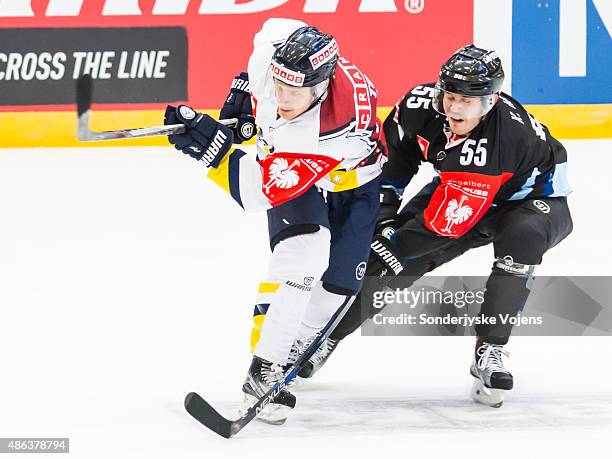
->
[[1, 103, 610, 148], [1, 0, 610, 146]]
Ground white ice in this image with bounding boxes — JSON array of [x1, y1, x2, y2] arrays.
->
[[0, 140, 610, 458]]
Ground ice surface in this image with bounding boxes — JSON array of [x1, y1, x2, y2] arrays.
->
[[0, 140, 610, 458]]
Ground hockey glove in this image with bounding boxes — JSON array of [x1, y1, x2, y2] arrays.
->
[[376, 186, 402, 239], [165, 105, 233, 168], [368, 235, 405, 277], [219, 72, 256, 143]]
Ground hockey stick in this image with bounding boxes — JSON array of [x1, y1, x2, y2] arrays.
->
[[184, 295, 356, 438], [75, 74, 237, 141]]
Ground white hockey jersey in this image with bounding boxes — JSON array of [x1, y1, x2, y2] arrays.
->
[[208, 18, 386, 211]]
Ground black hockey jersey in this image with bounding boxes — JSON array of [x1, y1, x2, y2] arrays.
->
[[382, 83, 571, 238]]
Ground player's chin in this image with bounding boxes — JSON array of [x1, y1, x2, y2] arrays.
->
[[448, 117, 471, 136], [278, 108, 299, 120]]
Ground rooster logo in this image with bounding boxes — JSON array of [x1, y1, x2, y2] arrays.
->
[[263, 158, 300, 192], [441, 195, 473, 233]]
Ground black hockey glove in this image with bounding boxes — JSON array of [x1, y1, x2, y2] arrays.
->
[[219, 72, 256, 143], [376, 186, 402, 239], [165, 105, 233, 168], [368, 235, 405, 277]]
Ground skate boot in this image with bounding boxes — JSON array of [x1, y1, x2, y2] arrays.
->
[[298, 337, 339, 379], [240, 356, 296, 425], [281, 341, 302, 387], [470, 339, 513, 408]]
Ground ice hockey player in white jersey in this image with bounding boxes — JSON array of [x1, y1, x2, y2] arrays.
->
[[164, 18, 386, 424]]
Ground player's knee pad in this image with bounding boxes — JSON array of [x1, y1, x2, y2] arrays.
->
[[255, 227, 331, 310], [494, 255, 537, 281], [489, 256, 537, 314], [299, 282, 352, 336], [496, 218, 550, 265]]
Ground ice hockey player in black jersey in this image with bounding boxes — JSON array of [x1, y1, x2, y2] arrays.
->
[[302, 45, 573, 407]]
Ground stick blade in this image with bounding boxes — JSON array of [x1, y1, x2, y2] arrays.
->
[[76, 74, 93, 117], [184, 392, 235, 439]]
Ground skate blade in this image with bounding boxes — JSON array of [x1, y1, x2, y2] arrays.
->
[[239, 393, 291, 425], [471, 379, 504, 408]]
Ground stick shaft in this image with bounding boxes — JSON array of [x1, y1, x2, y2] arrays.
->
[[77, 110, 237, 142], [76, 74, 238, 142]]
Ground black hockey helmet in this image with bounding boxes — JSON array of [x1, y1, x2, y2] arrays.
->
[[271, 26, 339, 87], [437, 44, 504, 96]]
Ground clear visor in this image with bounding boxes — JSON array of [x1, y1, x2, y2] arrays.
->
[[432, 87, 496, 120], [310, 79, 330, 99], [272, 78, 329, 108]]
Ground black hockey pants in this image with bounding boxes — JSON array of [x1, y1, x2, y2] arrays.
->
[[331, 194, 573, 345]]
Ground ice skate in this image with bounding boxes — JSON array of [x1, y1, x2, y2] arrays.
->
[[282, 341, 303, 387], [470, 339, 513, 408], [240, 356, 296, 425], [298, 337, 339, 379]]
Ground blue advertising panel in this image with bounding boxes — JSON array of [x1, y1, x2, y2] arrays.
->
[[512, 0, 612, 104]]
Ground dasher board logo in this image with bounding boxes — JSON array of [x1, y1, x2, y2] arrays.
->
[[0, 1, 426, 16], [0, 27, 187, 105]]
